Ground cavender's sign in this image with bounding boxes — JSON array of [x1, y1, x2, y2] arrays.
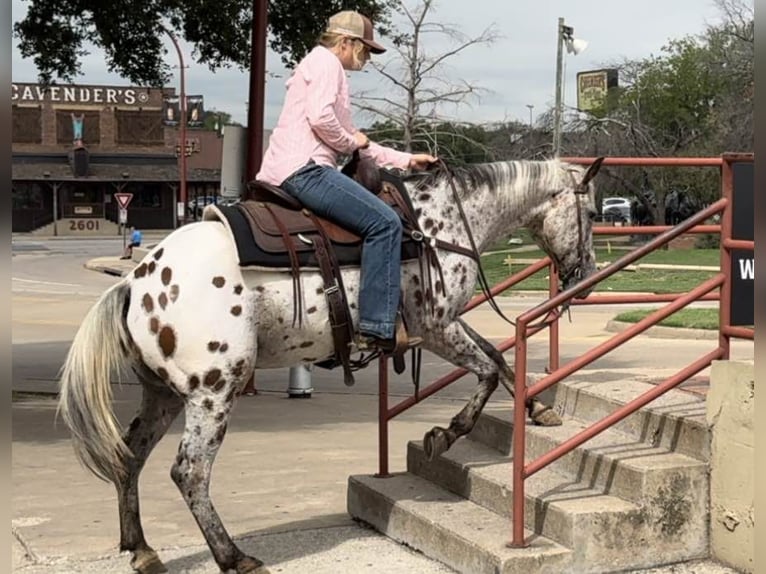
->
[[11, 83, 156, 106]]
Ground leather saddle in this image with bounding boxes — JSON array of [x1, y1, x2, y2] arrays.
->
[[215, 157, 426, 386]]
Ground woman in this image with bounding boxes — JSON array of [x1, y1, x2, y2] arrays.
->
[[257, 10, 437, 352]]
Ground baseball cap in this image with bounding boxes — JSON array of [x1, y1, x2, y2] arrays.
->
[[326, 11, 386, 54]]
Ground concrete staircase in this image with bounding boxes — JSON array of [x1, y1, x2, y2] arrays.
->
[[348, 377, 711, 574]]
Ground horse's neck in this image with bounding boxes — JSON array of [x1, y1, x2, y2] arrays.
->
[[414, 161, 559, 252]]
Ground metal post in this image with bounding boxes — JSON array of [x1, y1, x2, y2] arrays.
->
[[287, 364, 313, 398], [246, 0, 268, 185], [376, 356, 391, 478], [718, 157, 733, 359], [166, 30, 187, 226], [51, 182, 59, 237], [552, 17, 565, 157]]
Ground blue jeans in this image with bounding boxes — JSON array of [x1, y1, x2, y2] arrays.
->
[[282, 163, 402, 339]]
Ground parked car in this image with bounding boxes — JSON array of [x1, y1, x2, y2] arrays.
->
[[601, 197, 631, 223]]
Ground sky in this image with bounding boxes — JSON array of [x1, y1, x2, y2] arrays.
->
[[11, 0, 728, 129]]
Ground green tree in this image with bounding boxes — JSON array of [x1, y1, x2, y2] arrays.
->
[[14, 0, 397, 86]]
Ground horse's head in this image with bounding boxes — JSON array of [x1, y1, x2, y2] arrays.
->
[[524, 157, 604, 296]]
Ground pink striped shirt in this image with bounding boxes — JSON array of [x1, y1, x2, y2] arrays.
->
[[256, 46, 412, 185]]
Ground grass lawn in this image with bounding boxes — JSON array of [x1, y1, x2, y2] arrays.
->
[[613, 308, 719, 330], [480, 248, 719, 293]]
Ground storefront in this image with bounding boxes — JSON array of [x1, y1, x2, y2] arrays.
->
[[11, 81, 223, 233]]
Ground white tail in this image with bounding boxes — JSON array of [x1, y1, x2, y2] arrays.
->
[[58, 280, 134, 482]]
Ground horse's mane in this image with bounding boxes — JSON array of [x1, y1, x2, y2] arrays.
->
[[408, 159, 575, 204]]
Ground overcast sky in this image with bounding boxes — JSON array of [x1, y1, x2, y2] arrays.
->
[[11, 0, 727, 129]]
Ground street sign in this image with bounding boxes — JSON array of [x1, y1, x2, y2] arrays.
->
[[119, 208, 128, 224], [115, 192, 134, 210]]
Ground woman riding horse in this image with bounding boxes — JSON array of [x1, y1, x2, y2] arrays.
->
[[256, 10, 436, 353]]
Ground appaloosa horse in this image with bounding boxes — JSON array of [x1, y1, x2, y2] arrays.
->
[[58, 157, 603, 573]]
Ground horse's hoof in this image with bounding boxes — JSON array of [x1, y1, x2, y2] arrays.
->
[[530, 405, 562, 426], [131, 549, 167, 574], [236, 556, 270, 574], [423, 426, 452, 461]]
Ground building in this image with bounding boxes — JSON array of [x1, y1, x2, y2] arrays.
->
[[12, 81, 224, 234]]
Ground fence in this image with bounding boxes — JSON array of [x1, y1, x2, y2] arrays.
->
[[374, 154, 754, 546]]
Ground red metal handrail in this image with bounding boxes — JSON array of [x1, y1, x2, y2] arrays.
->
[[374, 154, 753, 550]]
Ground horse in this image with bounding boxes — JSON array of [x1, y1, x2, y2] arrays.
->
[[58, 157, 603, 574]]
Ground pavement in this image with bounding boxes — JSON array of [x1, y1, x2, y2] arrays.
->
[[12, 244, 751, 574]]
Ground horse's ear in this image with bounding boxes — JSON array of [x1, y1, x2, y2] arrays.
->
[[580, 156, 605, 187]]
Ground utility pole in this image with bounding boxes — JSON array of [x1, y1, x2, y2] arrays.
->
[[552, 17, 565, 157], [166, 29, 188, 226], [246, 0, 268, 187]]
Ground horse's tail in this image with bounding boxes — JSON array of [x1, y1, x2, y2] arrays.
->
[[58, 280, 134, 483]]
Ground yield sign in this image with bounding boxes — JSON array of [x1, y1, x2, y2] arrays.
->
[[114, 192, 133, 209]]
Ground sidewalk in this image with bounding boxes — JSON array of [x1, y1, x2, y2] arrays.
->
[[12, 253, 750, 574]]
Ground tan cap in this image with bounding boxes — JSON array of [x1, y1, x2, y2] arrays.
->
[[326, 11, 386, 54]]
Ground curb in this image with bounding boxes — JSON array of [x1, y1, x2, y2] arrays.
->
[[605, 319, 718, 340]]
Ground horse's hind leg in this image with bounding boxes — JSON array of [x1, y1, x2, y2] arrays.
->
[[117, 378, 184, 574], [457, 319, 562, 426], [172, 391, 269, 574]]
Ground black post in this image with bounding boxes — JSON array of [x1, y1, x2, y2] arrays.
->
[[246, 0, 268, 190]]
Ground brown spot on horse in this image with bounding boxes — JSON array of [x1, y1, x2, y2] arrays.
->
[[158, 292, 168, 310], [152, 248, 164, 260], [134, 263, 148, 279], [212, 277, 225, 288], [148, 261, 156, 275], [219, 343, 229, 353], [208, 341, 221, 352], [142, 293, 154, 313], [149, 317, 160, 334], [230, 305, 242, 316], [189, 375, 200, 391], [204, 369, 222, 387], [169, 285, 180, 302], [158, 326, 176, 358], [161, 267, 172, 286], [233, 284, 243, 295]]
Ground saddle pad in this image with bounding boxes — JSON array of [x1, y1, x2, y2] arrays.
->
[[206, 204, 420, 269]]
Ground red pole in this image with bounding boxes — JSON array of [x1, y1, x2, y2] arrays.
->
[[376, 356, 390, 478], [718, 157, 733, 359], [246, 0, 268, 186], [510, 319, 529, 547], [166, 30, 187, 226]]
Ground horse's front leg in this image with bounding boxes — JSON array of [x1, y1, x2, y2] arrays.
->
[[420, 321, 502, 461], [457, 319, 562, 427]]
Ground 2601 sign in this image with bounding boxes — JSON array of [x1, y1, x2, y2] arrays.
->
[[68, 219, 101, 231]]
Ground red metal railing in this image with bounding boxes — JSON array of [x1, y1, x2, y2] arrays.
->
[[375, 155, 754, 546]]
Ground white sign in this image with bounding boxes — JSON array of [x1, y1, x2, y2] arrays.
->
[[11, 83, 145, 105], [114, 192, 133, 210], [177, 202, 185, 219], [119, 208, 128, 224]]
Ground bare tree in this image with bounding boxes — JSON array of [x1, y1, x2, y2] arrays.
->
[[355, 0, 499, 154]]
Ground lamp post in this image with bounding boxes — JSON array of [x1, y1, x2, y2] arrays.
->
[[165, 29, 187, 226], [246, 0, 268, 186], [526, 104, 534, 128], [552, 17, 587, 157]]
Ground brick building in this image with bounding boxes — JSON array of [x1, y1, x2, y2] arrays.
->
[[12, 81, 224, 234]]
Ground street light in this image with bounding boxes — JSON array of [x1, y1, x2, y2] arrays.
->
[[552, 17, 587, 157], [526, 104, 534, 128], [164, 28, 188, 226]]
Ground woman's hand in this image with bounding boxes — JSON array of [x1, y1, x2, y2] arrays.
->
[[354, 131, 370, 149], [408, 154, 438, 171]]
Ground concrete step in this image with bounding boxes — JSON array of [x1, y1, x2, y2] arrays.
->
[[544, 376, 710, 462], [407, 438, 707, 571], [347, 472, 575, 574], [469, 407, 709, 509]]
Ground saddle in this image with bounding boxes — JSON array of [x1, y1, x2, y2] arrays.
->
[[215, 156, 430, 386]]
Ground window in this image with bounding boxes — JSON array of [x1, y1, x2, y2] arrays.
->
[[115, 109, 164, 145], [124, 183, 163, 208], [12, 182, 45, 209], [56, 110, 101, 145], [12, 106, 42, 144]]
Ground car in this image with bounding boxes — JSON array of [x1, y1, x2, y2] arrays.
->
[[188, 195, 220, 217], [601, 196, 631, 223]]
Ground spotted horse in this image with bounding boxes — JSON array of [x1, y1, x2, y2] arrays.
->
[[58, 157, 604, 573]]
